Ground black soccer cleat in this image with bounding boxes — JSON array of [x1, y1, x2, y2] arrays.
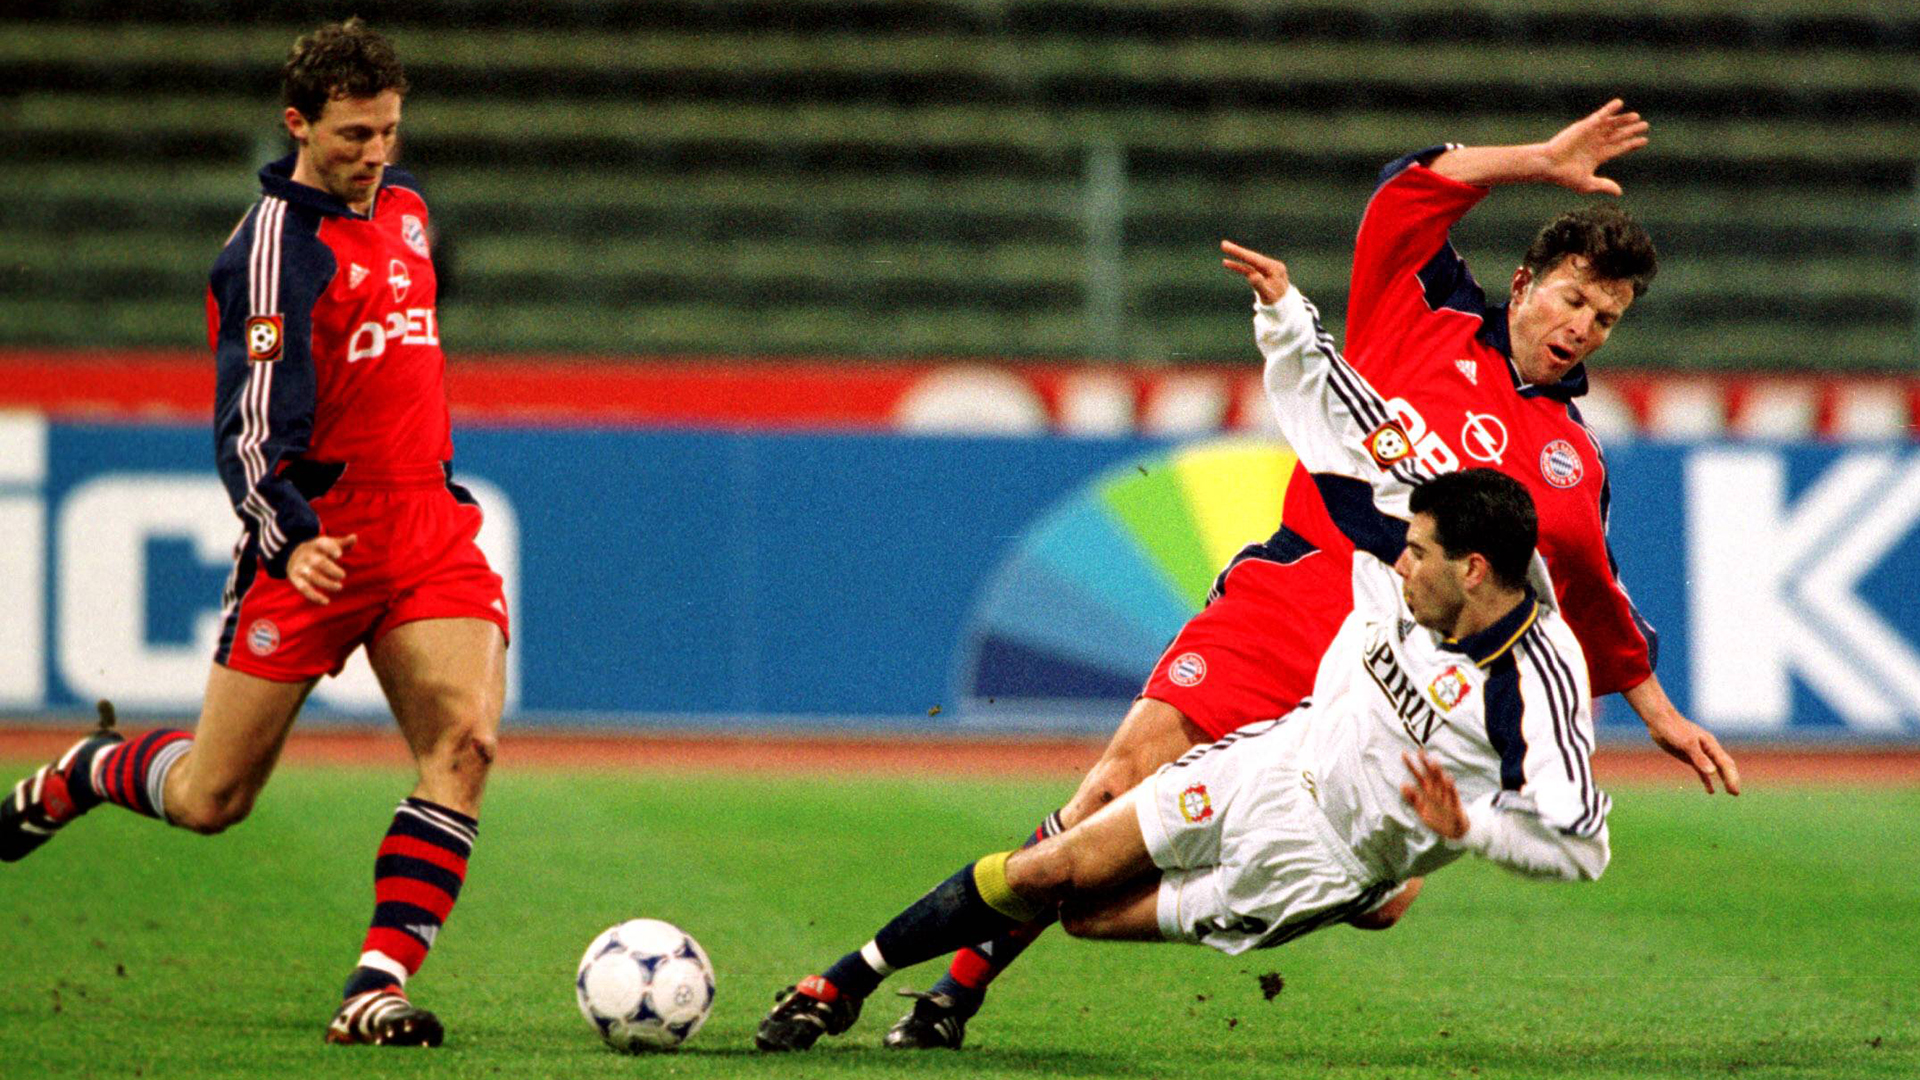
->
[[0, 701, 123, 863], [754, 976, 862, 1052], [325, 989, 445, 1047], [884, 988, 970, 1050]]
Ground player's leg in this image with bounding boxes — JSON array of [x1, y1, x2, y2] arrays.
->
[[329, 616, 504, 1048], [2, 664, 313, 860], [758, 789, 1159, 1051], [885, 695, 1202, 1045]]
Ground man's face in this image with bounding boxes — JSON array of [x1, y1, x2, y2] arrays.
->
[[1506, 255, 1635, 386], [1394, 514, 1469, 635], [286, 90, 402, 212]]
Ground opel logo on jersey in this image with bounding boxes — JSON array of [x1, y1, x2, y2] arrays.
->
[[402, 214, 430, 258], [247, 619, 280, 657], [1365, 420, 1413, 468], [1540, 439, 1585, 488], [244, 315, 283, 362], [1461, 412, 1508, 464], [1169, 651, 1207, 687], [388, 259, 412, 303]]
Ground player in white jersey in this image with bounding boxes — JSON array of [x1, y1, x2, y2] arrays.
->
[[757, 463, 1606, 1049]]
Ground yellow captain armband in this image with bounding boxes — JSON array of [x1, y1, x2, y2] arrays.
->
[[972, 850, 1042, 922]]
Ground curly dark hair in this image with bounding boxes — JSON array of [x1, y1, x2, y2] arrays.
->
[[1521, 204, 1658, 298], [282, 17, 409, 121], [1410, 468, 1538, 591]]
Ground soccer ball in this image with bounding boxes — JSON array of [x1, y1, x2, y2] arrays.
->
[[575, 919, 715, 1052]]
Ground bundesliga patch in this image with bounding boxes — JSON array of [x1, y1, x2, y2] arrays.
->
[[1365, 420, 1413, 468], [1178, 782, 1214, 824], [247, 619, 280, 657], [244, 315, 283, 362], [1427, 665, 1473, 711], [1168, 651, 1207, 687], [1540, 439, 1585, 489], [402, 214, 430, 258]]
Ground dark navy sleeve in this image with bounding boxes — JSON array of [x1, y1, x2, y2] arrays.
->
[[209, 198, 336, 578]]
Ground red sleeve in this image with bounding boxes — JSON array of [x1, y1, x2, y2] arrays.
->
[[1347, 158, 1490, 361], [1545, 532, 1655, 698]]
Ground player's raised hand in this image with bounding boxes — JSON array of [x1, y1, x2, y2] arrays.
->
[[287, 533, 359, 606], [1221, 239, 1290, 304], [1401, 751, 1469, 841], [1539, 98, 1649, 196]]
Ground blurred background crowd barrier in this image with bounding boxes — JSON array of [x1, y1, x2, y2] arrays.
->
[[2, 1, 1916, 735]]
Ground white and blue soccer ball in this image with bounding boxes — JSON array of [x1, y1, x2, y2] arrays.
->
[[575, 919, 715, 1052]]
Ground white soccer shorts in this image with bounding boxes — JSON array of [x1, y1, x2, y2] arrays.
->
[[1135, 719, 1395, 955]]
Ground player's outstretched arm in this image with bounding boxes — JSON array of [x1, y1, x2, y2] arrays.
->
[[1429, 99, 1649, 196], [1621, 674, 1742, 795]]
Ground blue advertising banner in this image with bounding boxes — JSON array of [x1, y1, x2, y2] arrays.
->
[[3, 415, 1916, 737]]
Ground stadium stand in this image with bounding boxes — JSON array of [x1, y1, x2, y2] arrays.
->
[[2, 1, 1915, 368]]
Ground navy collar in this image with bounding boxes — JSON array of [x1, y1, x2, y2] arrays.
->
[[1439, 587, 1539, 668], [259, 153, 378, 219], [1480, 300, 1589, 403]]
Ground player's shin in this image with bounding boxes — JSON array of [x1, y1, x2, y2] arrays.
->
[[820, 851, 1043, 1001], [341, 797, 477, 1000], [926, 811, 1065, 1010]]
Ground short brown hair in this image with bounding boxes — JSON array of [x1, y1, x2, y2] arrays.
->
[[1522, 204, 1658, 299], [1410, 468, 1538, 590], [282, 18, 408, 121]]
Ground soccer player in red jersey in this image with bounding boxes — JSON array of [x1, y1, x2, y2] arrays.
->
[[1, 20, 506, 1047], [863, 102, 1743, 1050]]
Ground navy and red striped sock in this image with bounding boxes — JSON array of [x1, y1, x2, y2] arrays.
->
[[342, 797, 477, 1000], [85, 730, 192, 821]]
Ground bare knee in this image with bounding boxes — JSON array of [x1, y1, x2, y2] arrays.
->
[[1349, 877, 1424, 931], [409, 682, 499, 774], [167, 785, 257, 835]]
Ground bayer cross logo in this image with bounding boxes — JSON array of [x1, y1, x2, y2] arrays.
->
[[244, 315, 282, 362], [1178, 782, 1213, 823]]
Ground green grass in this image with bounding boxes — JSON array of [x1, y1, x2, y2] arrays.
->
[[0, 762, 1915, 1079]]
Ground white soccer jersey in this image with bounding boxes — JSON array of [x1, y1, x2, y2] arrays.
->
[[1137, 556, 1608, 952], [1297, 554, 1610, 886]]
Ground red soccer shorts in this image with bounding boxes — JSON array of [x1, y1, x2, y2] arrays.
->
[[216, 473, 509, 682], [1143, 542, 1356, 740]]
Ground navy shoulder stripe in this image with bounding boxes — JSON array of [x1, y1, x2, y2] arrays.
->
[[1482, 652, 1525, 792]]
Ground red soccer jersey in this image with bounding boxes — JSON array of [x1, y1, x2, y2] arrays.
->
[[206, 156, 455, 577], [1275, 150, 1656, 698]]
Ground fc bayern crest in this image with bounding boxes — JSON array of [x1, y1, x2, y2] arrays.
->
[[247, 619, 280, 657], [1169, 651, 1207, 687], [401, 214, 430, 257], [1539, 439, 1585, 489]]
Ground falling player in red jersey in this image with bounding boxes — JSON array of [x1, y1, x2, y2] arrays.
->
[[1, 20, 506, 1047], [872, 101, 1742, 1051]]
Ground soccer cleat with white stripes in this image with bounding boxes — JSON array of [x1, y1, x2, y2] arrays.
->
[[884, 988, 970, 1050], [0, 702, 123, 863], [325, 989, 444, 1047]]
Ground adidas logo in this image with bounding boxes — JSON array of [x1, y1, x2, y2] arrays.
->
[[406, 923, 440, 947], [1454, 359, 1478, 384], [349, 263, 369, 289]]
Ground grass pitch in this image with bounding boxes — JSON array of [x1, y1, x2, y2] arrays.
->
[[0, 759, 1915, 1080]]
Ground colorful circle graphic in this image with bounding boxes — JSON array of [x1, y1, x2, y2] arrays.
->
[[952, 438, 1300, 727]]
